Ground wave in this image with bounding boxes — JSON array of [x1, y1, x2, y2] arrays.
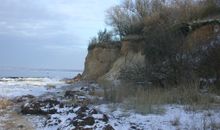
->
[[0, 77, 66, 98], [0, 77, 63, 86]]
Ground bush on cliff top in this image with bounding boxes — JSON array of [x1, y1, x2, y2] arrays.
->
[[106, 0, 220, 39], [88, 29, 121, 51]]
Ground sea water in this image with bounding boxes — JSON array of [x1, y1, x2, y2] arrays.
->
[[0, 67, 81, 98], [0, 67, 81, 78]]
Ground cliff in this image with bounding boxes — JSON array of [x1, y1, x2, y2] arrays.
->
[[82, 38, 145, 83], [82, 46, 120, 81], [82, 19, 220, 84]]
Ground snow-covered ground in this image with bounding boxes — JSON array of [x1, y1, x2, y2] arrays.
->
[[0, 79, 220, 130], [96, 104, 220, 130], [24, 103, 220, 130]]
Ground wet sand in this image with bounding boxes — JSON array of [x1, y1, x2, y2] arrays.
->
[[0, 98, 34, 130]]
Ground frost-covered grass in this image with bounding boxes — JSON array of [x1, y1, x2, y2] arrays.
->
[[95, 104, 220, 130], [101, 82, 219, 114]]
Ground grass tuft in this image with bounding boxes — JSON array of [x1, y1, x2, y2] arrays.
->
[[0, 98, 12, 109], [96, 81, 219, 114]]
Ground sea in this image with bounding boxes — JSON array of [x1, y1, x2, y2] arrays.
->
[[0, 67, 82, 98]]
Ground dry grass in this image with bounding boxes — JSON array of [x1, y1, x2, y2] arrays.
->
[[97, 81, 218, 114], [0, 111, 35, 130], [88, 42, 121, 51], [0, 98, 12, 109]]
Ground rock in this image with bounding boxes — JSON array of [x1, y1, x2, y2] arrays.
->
[[21, 102, 42, 114], [21, 99, 60, 115], [64, 90, 81, 98], [75, 106, 89, 118], [130, 126, 137, 129], [76, 106, 89, 115], [89, 109, 98, 115], [82, 128, 93, 130], [81, 116, 95, 126], [71, 126, 93, 130], [92, 114, 108, 123], [42, 99, 60, 106], [73, 74, 82, 82], [103, 124, 115, 130], [59, 103, 64, 108], [80, 87, 90, 91], [45, 117, 62, 127], [102, 114, 109, 123], [65, 73, 82, 84], [76, 96, 90, 106], [17, 124, 24, 129], [71, 116, 95, 127], [40, 102, 112, 130], [15, 95, 35, 103]]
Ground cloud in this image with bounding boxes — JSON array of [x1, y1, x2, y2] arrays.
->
[[0, 0, 119, 69]]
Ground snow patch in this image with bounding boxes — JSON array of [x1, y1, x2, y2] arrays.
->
[[96, 104, 220, 130]]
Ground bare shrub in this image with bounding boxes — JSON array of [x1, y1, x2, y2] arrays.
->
[[118, 63, 146, 83], [88, 29, 121, 51]]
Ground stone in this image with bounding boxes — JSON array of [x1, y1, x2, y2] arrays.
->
[[81, 116, 95, 126], [21, 99, 60, 115], [103, 124, 115, 130], [89, 109, 98, 115], [15, 95, 35, 102], [64, 90, 80, 98], [73, 74, 82, 82], [102, 114, 109, 123], [76, 106, 89, 115]]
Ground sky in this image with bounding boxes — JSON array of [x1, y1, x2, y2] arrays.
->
[[0, 0, 119, 70]]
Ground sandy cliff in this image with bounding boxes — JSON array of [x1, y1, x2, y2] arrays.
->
[[82, 40, 145, 83], [82, 19, 220, 83]]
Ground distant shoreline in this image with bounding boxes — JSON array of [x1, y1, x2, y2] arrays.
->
[[0, 67, 83, 73]]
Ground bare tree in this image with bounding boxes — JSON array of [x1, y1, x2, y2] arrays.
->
[[106, 0, 155, 39]]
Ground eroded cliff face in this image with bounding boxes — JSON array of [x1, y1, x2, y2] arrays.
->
[[82, 19, 220, 85], [82, 47, 120, 81], [82, 40, 145, 82], [99, 40, 145, 82]]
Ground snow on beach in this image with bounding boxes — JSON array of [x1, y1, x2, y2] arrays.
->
[[96, 104, 220, 130], [0, 78, 220, 130], [23, 102, 220, 130], [19, 82, 220, 130], [0, 77, 68, 130]]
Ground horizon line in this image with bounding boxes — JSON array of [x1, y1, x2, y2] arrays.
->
[[0, 66, 83, 72]]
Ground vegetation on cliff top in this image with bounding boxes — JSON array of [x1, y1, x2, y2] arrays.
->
[[88, 29, 121, 51]]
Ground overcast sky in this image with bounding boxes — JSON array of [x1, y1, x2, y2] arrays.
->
[[0, 0, 119, 70]]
